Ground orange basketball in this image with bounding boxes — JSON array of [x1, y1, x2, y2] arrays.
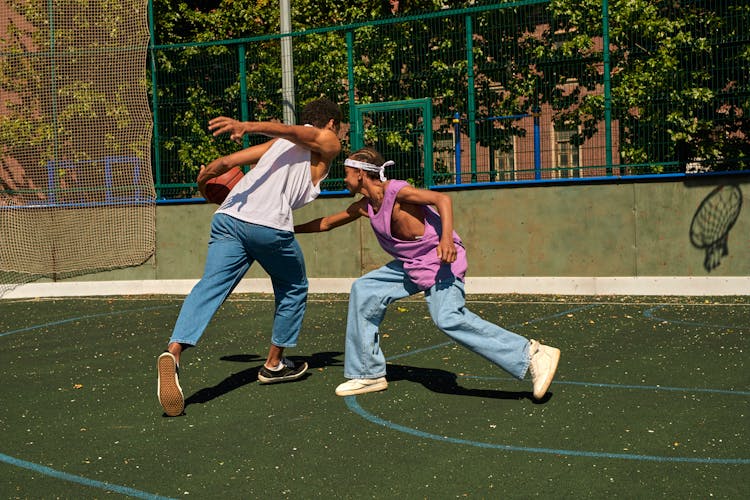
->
[[203, 167, 244, 204]]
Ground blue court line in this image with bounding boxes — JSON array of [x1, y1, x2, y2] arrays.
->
[[0, 304, 178, 338], [344, 398, 750, 465], [0, 304, 180, 498], [349, 302, 750, 464], [0, 452, 176, 499], [643, 304, 748, 330], [459, 375, 750, 397]]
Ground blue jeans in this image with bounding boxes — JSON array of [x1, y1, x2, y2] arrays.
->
[[169, 213, 308, 348], [344, 260, 530, 380]]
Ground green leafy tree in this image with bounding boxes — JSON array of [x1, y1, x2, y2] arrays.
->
[[1, 0, 151, 202], [537, 0, 749, 171], [150, 0, 748, 196]]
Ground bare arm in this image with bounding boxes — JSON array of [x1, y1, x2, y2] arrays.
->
[[197, 141, 274, 198], [208, 117, 341, 162], [396, 185, 457, 263], [294, 198, 368, 233]]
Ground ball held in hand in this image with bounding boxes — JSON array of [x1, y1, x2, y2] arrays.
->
[[203, 167, 244, 204]]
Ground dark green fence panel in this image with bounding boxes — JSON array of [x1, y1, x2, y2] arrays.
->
[[148, 0, 749, 200]]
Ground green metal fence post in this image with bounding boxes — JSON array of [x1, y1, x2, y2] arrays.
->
[[238, 44, 250, 150], [148, 0, 161, 197], [346, 30, 357, 147], [602, 0, 613, 174], [465, 14, 477, 183]]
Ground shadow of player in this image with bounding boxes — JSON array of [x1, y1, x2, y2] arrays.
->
[[385, 363, 549, 403], [184, 351, 344, 408]]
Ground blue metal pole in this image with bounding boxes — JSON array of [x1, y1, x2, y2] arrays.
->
[[533, 108, 541, 180]]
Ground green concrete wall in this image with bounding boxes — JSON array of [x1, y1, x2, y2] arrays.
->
[[75, 175, 750, 282]]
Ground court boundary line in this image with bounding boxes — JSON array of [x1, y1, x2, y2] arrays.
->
[[0, 452, 175, 499], [3, 276, 749, 299], [344, 398, 750, 465], [347, 303, 750, 464], [1, 297, 747, 496]]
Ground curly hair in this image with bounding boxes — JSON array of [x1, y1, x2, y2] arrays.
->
[[299, 97, 343, 128]]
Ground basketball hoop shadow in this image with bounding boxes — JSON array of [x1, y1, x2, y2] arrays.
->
[[689, 185, 743, 272]]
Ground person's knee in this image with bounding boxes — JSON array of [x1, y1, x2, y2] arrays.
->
[[286, 278, 308, 297], [432, 308, 463, 332], [349, 277, 368, 299], [350, 279, 386, 317]]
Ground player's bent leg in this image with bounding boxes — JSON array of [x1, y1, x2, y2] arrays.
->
[[343, 262, 417, 381], [425, 279, 530, 379], [252, 226, 308, 349], [170, 214, 252, 346], [160, 214, 251, 415]]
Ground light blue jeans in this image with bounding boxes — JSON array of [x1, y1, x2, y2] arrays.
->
[[169, 213, 308, 348], [344, 260, 530, 380]]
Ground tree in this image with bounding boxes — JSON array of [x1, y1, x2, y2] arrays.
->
[[1, 0, 152, 203], [149, 0, 749, 197], [540, 0, 749, 171]]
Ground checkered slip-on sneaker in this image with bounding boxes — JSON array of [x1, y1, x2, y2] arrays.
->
[[157, 352, 184, 416]]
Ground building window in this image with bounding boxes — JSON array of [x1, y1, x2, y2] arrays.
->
[[433, 131, 455, 184], [554, 126, 580, 178], [491, 141, 515, 181]]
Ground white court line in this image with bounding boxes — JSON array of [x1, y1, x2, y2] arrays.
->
[[3, 276, 749, 298]]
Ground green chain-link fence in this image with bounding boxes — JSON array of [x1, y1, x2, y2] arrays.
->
[[149, 0, 749, 200]]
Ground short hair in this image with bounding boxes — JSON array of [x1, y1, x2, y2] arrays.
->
[[300, 98, 343, 128], [348, 147, 386, 180]]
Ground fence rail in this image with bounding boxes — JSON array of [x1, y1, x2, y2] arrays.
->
[[148, 0, 749, 200]]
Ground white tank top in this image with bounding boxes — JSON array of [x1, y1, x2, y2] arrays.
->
[[216, 137, 325, 231]]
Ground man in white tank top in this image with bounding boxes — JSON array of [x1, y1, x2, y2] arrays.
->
[[157, 98, 342, 417]]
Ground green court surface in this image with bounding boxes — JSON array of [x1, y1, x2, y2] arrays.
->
[[1, 294, 748, 499]]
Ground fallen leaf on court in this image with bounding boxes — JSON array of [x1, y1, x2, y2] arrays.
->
[[397, 306, 408, 312]]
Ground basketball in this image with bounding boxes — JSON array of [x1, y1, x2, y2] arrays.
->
[[203, 167, 244, 204]]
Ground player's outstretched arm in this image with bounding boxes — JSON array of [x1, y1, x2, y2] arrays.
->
[[208, 117, 341, 161], [294, 199, 368, 233]]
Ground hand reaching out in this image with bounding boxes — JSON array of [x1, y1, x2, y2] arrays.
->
[[208, 117, 246, 144]]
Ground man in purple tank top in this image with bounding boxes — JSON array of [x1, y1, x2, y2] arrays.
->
[[295, 147, 561, 400]]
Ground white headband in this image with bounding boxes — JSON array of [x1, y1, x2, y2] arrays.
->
[[344, 158, 395, 182]]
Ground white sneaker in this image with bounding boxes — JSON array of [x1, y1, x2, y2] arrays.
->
[[528, 340, 560, 400], [335, 377, 388, 396]]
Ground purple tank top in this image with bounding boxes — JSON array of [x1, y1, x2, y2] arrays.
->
[[368, 180, 468, 290]]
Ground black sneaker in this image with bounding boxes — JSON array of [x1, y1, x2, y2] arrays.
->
[[257, 357, 308, 384]]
